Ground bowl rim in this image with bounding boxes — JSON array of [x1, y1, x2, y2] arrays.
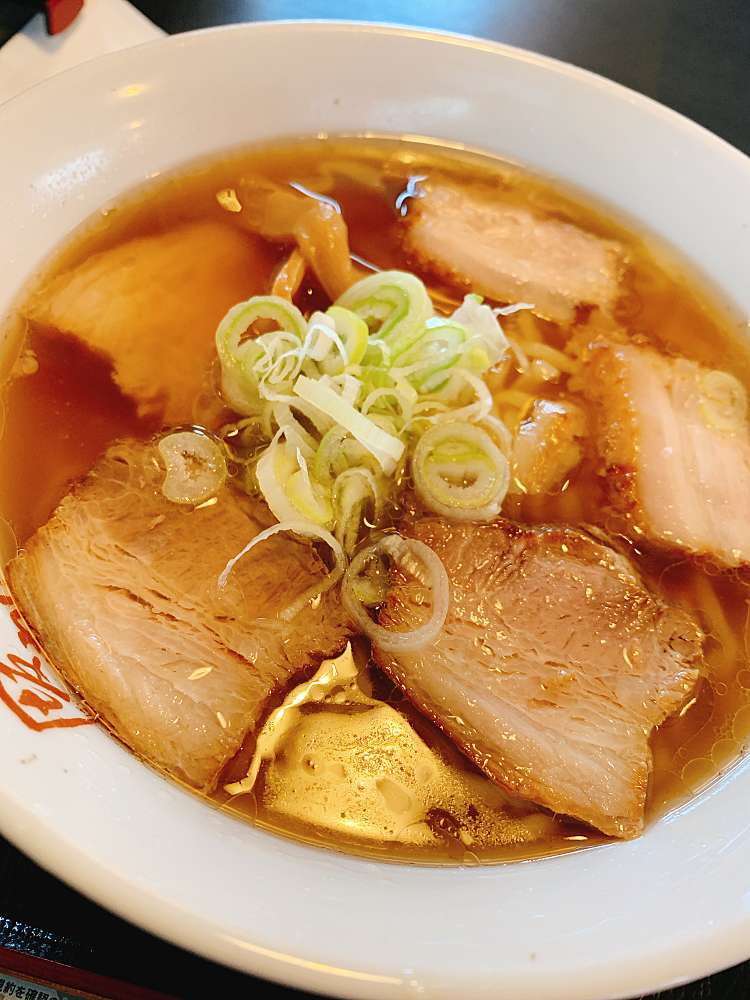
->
[[4, 16, 749, 166], [1, 18, 750, 1000]]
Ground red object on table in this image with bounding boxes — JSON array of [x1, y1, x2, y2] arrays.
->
[[44, 0, 85, 35], [0, 943, 177, 1000]]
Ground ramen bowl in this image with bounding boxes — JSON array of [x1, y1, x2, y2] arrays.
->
[[0, 21, 749, 1000]]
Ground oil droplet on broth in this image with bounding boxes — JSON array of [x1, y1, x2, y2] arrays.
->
[[711, 737, 739, 766], [680, 756, 716, 788], [733, 704, 750, 742]]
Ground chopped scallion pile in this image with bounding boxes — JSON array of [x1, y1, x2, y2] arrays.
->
[[212, 269, 514, 552]]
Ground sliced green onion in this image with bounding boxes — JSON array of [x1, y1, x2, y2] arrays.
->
[[480, 414, 513, 456], [361, 339, 393, 367], [451, 294, 509, 366], [294, 374, 405, 474], [355, 364, 395, 390], [421, 370, 493, 423], [401, 319, 467, 393], [216, 296, 307, 414], [461, 343, 492, 375], [313, 426, 381, 485], [412, 421, 509, 521], [306, 313, 344, 361], [158, 431, 227, 505], [494, 302, 535, 317], [332, 467, 382, 554], [218, 519, 344, 621], [213, 274, 528, 544], [286, 468, 334, 527], [326, 372, 362, 406], [320, 305, 369, 373], [255, 437, 301, 522], [341, 534, 450, 653], [698, 369, 748, 433], [348, 549, 390, 607], [361, 380, 417, 424], [336, 270, 432, 358], [256, 437, 332, 526], [283, 397, 335, 436], [271, 402, 317, 457]]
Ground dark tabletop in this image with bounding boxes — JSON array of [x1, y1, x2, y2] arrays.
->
[[1, 1, 749, 998]]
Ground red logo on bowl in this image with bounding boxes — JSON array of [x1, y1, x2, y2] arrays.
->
[[0, 595, 94, 731]]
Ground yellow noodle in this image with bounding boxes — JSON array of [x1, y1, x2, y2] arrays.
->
[[512, 310, 541, 342], [497, 409, 525, 435], [507, 337, 531, 373], [426, 285, 462, 313], [485, 359, 514, 396], [511, 361, 561, 394], [494, 388, 534, 409], [523, 341, 579, 374], [692, 573, 738, 666], [506, 374, 540, 396]]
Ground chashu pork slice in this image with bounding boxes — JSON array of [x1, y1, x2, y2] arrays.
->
[[8, 441, 351, 790], [584, 340, 750, 568], [24, 221, 266, 424], [404, 178, 623, 324], [375, 517, 702, 837]]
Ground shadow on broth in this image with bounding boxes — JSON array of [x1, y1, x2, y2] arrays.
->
[[1, 136, 749, 864]]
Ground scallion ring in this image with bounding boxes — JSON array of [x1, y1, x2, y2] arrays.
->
[[216, 296, 307, 414], [218, 519, 345, 621], [158, 430, 227, 505], [412, 421, 509, 521], [341, 534, 449, 652], [336, 270, 432, 358]]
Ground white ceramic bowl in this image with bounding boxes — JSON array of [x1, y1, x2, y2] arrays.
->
[[1, 22, 749, 1000]]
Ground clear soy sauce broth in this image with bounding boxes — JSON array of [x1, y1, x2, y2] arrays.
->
[[2, 137, 749, 864]]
